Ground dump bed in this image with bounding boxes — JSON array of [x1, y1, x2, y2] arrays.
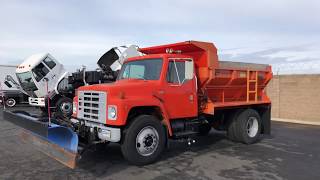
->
[[212, 61, 271, 102], [140, 41, 272, 114]]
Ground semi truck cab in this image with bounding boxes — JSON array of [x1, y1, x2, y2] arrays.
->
[[15, 53, 68, 106]]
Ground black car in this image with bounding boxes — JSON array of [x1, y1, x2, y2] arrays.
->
[[0, 90, 28, 107]]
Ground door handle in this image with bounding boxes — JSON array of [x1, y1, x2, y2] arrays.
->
[[158, 90, 165, 94], [189, 94, 194, 101]]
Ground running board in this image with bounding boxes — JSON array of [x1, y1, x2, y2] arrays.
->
[[173, 131, 198, 138]]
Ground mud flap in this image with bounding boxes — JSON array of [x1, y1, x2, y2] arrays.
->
[[261, 105, 271, 135], [3, 110, 79, 169]]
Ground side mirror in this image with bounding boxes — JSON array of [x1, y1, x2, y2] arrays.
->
[[4, 81, 12, 88]]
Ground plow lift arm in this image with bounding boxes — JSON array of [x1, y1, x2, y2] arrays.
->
[[1, 45, 142, 169]]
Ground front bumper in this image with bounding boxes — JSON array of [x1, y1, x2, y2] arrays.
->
[[71, 118, 121, 142], [97, 126, 121, 142], [28, 97, 45, 107]]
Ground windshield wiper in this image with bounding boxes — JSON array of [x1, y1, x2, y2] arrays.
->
[[136, 75, 147, 81]]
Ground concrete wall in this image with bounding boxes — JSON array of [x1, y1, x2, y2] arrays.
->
[[266, 74, 320, 123]]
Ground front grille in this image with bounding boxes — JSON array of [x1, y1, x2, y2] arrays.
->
[[77, 91, 107, 124]]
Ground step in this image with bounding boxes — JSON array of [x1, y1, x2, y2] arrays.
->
[[173, 131, 198, 138], [248, 91, 257, 93]]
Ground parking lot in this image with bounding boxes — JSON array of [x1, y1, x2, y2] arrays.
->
[[0, 106, 319, 180]]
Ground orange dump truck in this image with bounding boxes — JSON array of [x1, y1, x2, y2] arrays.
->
[[3, 41, 272, 168]]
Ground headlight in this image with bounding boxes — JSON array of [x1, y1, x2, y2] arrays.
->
[[72, 102, 77, 114], [108, 105, 117, 120]]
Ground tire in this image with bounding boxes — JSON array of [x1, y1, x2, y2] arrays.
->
[[5, 98, 16, 107], [227, 110, 241, 142], [121, 115, 166, 166], [198, 123, 212, 136], [235, 109, 261, 144], [55, 97, 73, 118]]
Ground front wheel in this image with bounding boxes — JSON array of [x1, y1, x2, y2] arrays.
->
[[121, 115, 166, 166], [55, 97, 73, 118]]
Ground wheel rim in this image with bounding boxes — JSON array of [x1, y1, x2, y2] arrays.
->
[[6, 98, 16, 107], [136, 126, 159, 156], [60, 102, 72, 114], [246, 117, 259, 138]]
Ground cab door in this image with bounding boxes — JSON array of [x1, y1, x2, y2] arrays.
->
[[42, 55, 63, 94], [162, 58, 198, 118], [31, 56, 58, 97]]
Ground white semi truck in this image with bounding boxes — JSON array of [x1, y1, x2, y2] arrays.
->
[[5, 45, 142, 117]]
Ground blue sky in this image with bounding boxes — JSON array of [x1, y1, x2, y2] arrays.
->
[[0, 0, 319, 74]]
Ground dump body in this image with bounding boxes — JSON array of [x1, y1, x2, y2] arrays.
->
[[207, 61, 272, 109], [140, 41, 272, 115]]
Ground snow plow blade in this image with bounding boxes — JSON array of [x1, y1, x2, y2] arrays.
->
[[2, 110, 78, 169]]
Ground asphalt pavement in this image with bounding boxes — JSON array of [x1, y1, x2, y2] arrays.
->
[[0, 106, 319, 180]]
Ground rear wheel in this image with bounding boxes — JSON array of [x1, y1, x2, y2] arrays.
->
[[227, 110, 241, 142], [5, 98, 16, 107], [229, 109, 261, 144], [121, 115, 166, 166]]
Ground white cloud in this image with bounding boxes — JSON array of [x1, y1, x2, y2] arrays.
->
[[263, 48, 320, 62], [0, 0, 319, 74], [273, 60, 320, 74]]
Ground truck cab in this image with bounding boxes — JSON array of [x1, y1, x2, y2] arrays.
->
[[74, 53, 197, 127], [73, 53, 199, 164], [118, 54, 197, 119], [15, 53, 68, 106]]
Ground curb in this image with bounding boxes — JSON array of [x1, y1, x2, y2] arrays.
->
[[272, 118, 320, 126]]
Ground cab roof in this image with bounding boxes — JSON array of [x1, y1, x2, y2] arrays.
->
[[16, 53, 49, 73]]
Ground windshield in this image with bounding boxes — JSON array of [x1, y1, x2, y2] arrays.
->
[[16, 72, 38, 91], [119, 59, 163, 80]]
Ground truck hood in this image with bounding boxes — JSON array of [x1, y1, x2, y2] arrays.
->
[[97, 45, 142, 72], [77, 79, 159, 97], [97, 48, 119, 71]]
